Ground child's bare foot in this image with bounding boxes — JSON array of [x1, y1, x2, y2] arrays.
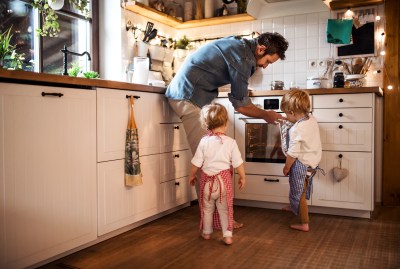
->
[[223, 237, 233, 245], [201, 233, 211, 240], [290, 223, 309, 232], [281, 205, 291, 211], [234, 220, 244, 229]]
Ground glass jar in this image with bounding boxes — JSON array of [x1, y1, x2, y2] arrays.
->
[[333, 72, 345, 88]]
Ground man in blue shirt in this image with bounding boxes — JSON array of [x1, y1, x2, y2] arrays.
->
[[166, 32, 289, 228]]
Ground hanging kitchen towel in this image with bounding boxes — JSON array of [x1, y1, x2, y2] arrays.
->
[[125, 96, 143, 187], [327, 19, 353, 44]]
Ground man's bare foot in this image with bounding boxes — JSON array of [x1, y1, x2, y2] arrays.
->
[[223, 237, 233, 245], [281, 205, 291, 211], [234, 220, 244, 229], [290, 223, 309, 232], [201, 233, 211, 240]]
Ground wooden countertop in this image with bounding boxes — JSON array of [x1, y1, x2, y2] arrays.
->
[[218, 86, 384, 97], [1, 69, 383, 97], [0, 69, 166, 93]]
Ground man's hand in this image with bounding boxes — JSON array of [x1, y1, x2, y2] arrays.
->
[[263, 110, 285, 124]]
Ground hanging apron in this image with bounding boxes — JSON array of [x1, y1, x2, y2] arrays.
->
[[125, 96, 143, 187]]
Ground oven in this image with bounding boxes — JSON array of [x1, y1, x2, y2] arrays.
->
[[234, 96, 285, 176], [233, 96, 313, 204]]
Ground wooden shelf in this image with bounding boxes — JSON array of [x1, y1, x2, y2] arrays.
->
[[124, 1, 255, 29], [329, 0, 383, 10]]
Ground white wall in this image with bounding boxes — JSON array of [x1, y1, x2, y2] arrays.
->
[[103, 1, 384, 89]]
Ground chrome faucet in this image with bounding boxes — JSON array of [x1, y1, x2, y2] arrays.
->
[[61, 45, 91, 75]]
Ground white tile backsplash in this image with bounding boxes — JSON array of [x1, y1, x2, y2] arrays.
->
[[117, 7, 382, 90]]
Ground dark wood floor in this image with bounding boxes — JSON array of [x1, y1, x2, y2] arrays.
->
[[39, 204, 400, 269]]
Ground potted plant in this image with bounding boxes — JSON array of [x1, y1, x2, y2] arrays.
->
[[0, 27, 14, 67], [0, 26, 28, 70], [31, 0, 89, 37]]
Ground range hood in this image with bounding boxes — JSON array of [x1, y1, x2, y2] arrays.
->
[[247, 0, 330, 19]]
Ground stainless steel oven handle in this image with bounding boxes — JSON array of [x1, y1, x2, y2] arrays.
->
[[264, 178, 280, 183]]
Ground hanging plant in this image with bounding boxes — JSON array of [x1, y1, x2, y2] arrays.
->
[[31, 0, 89, 37]]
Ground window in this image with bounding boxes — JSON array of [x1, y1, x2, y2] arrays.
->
[[0, 0, 95, 74]]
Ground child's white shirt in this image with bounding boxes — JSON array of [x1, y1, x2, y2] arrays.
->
[[191, 135, 243, 176], [287, 115, 322, 168]]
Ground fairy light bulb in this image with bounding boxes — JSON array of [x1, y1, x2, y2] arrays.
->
[[380, 50, 386, 56], [387, 85, 393, 90], [376, 15, 381, 21]]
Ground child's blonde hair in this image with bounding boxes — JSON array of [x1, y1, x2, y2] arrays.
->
[[200, 103, 228, 130], [280, 89, 310, 115]]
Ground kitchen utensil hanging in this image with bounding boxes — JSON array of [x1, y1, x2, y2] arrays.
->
[[143, 21, 154, 42], [144, 29, 158, 43]]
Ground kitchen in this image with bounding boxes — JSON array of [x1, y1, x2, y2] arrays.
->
[[0, 0, 399, 268]]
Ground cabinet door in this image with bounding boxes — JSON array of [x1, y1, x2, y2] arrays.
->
[[159, 123, 189, 153], [319, 122, 372, 151], [313, 151, 373, 210], [160, 150, 191, 183], [98, 155, 160, 236], [160, 176, 190, 212], [0, 83, 97, 269], [97, 88, 163, 162]]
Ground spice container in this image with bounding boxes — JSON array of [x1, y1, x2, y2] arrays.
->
[[271, 80, 284, 90]]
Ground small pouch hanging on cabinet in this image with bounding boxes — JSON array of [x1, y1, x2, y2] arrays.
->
[[125, 96, 143, 187], [332, 154, 348, 182]]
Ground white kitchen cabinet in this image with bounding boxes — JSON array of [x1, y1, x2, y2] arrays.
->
[[0, 83, 97, 269], [97, 88, 164, 161], [97, 155, 160, 236], [159, 97, 192, 207], [160, 176, 190, 212], [312, 93, 381, 214], [214, 97, 235, 137], [160, 150, 192, 183], [313, 151, 372, 210]]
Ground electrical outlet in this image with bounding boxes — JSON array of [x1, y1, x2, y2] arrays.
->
[[308, 59, 317, 69], [318, 60, 327, 68]]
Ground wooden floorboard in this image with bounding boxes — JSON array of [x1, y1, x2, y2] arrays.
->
[[38, 205, 400, 269]]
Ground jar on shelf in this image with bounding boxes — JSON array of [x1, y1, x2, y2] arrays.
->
[[167, 1, 183, 21], [183, 0, 193, 21]]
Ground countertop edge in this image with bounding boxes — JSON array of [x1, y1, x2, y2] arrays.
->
[[0, 69, 166, 94], [218, 87, 383, 98]]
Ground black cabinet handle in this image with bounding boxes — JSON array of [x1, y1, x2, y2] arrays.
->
[[175, 182, 180, 186], [339, 98, 344, 103], [174, 126, 180, 130], [339, 125, 343, 129], [264, 178, 279, 182], [339, 113, 343, 117], [126, 95, 140, 99], [339, 154, 343, 158], [41, 92, 63, 97], [174, 154, 180, 158]]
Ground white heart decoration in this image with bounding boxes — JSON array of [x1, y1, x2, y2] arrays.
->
[[332, 167, 349, 182]]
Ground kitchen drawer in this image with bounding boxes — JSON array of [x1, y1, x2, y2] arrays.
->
[[313, 93, 373, 108], [234, 174, 289, 203], [319, 122, 372, 151], [160, 150, 191, 183], [160, 176, 190, 212], [159, 123, 189, 153], [313, 108, 372, 123]]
